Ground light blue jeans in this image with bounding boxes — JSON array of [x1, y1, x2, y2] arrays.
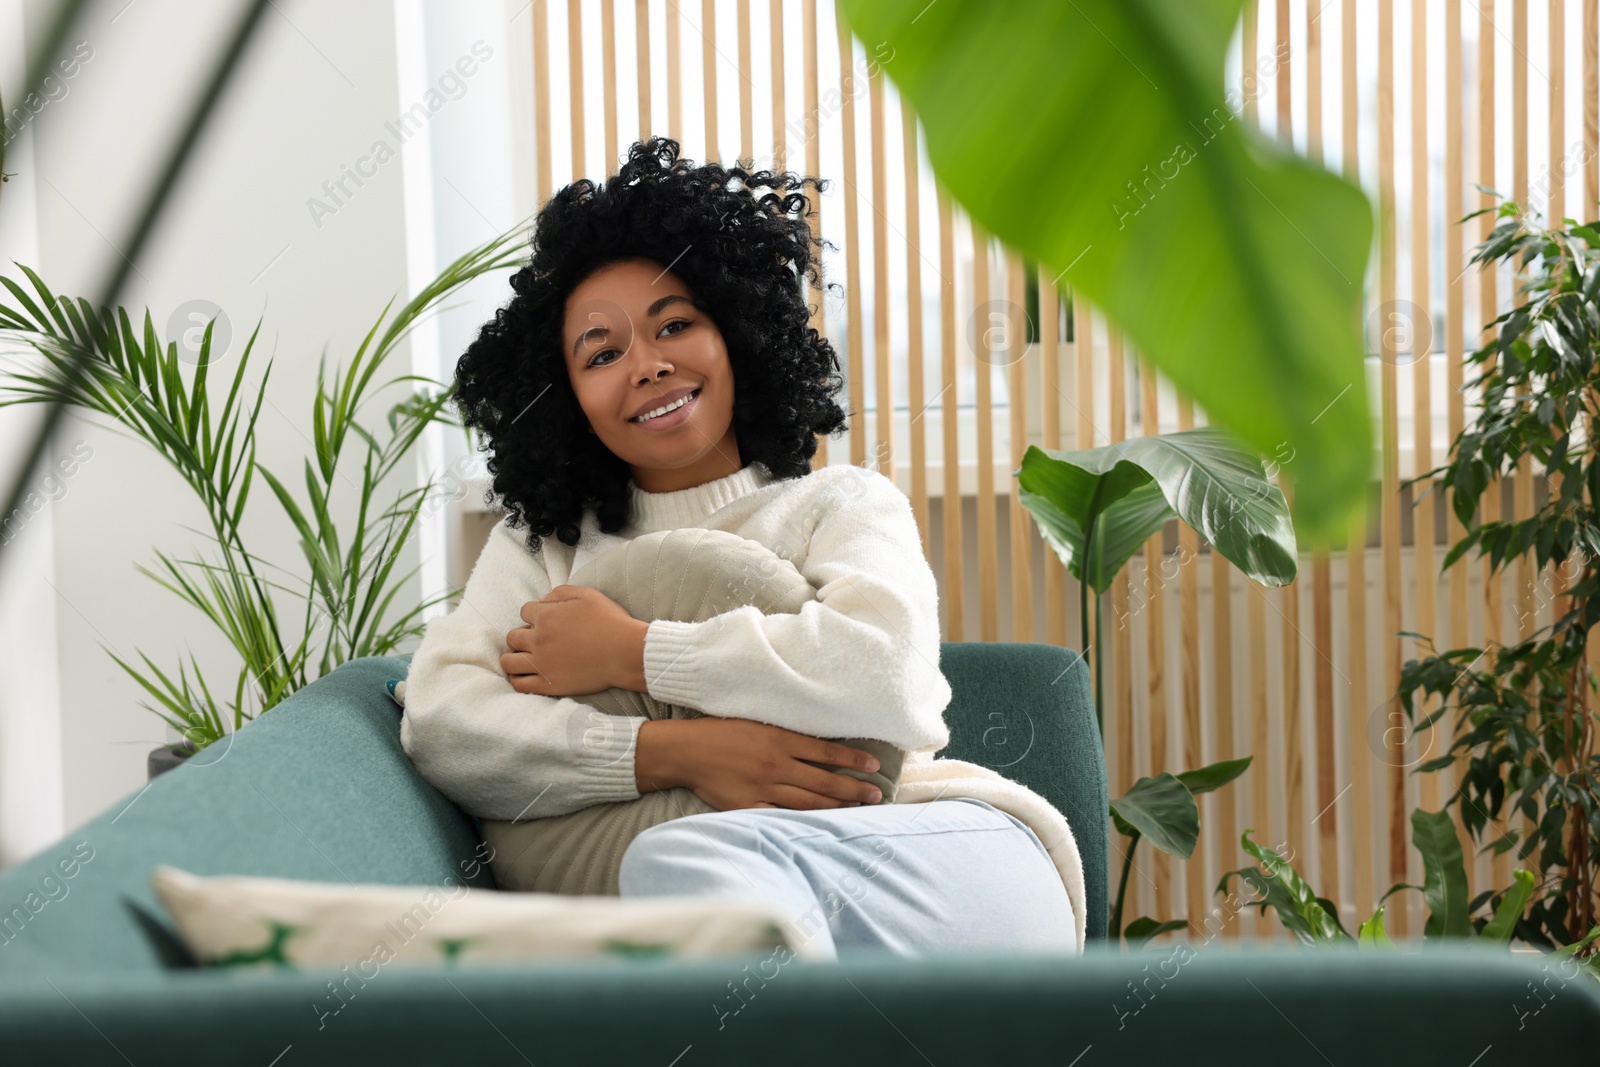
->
[[616, 797, 1077, 961]]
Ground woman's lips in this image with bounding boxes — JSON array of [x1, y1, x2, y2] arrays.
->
[[630, 388, 700, 431]]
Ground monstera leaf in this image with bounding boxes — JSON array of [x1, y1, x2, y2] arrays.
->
[[836, 0, 1374, 538], [1016, 427, 1296, 594]]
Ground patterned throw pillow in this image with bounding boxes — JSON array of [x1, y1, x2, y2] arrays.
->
[[150, 865, 825, 970]]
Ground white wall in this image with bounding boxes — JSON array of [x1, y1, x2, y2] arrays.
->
[[0, 0, 64, 870], [0, 0, 528, 868]]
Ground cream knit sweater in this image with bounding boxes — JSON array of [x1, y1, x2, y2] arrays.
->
[[398, 460, 1088, 952]]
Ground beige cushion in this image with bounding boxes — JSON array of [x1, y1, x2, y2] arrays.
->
[[149, 864, 826, 973], [481, 528, 906, 897]]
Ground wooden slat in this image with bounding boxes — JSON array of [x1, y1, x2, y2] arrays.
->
[[1276, 0, 1305, 886], [568, 0, 586, 179], [1277, 0, 1291, 132], [1076, 293, 1096, 664], [903, 94, 930, 556], [1342, 0, 1375, 929], [637, 0, 651, 142], [1306, 0, 1338, 909], [771, 0, 786, 172], [973, 221, 999, 641], [702, 0, 718, 161], [1444, 0, 1471, 901], [938, 183, 963, 639], [737, 0, 752, 160], [1177, 394, 1204, 934], [1282, 492, 1304, 879], [534, 1, 552, 201], [602, 0, 617, 170], [1553, 0, 1565, 225], [1552, 3, 1570, 622], [801, 0, 821, 469], [1589, 0, 1599, 212], [1243, 0, 1272, 940], [1042, 275, 1067, 649], [1513, 0, 1534, 644], [1248, 558, 1271, 938], [1007, 252, 1033, 641], [1478, 0, 1510, 897], [1411, 0, 1438, 819], [1140, 354, 1171, 920], [1211, 498, 1238, 940], [836, 14, 863, 467], [666, 0, 682, 141], [1107, 322, 1137, 919], [870, 61, 892, 484], [1378, 0, 1409, 940]]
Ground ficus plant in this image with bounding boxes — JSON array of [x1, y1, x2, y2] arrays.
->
[[0, 221, 532, 753], [1396, 196, 1600, 951], [1016, 425, 1296, 945]]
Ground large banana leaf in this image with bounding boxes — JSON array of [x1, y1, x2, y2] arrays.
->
[[836, 0, 1374, 539], [1016, 426, 1296, 594]]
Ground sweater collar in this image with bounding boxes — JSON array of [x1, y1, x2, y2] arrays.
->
[[627, 461, 776, 531]]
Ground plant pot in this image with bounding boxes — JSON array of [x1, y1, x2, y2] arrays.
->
[[147, 742, 198, 781]]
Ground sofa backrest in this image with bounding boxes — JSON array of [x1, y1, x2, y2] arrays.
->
[[936, 642, 1109, 941], [0, 656, 490, 976]]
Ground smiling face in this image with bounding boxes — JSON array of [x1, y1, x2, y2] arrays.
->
[[561, 257, 743, 494]]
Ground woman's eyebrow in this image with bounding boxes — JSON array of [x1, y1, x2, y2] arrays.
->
[[569, 294, 695, 359]]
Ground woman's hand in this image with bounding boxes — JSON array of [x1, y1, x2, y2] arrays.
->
[[502, 585, 649, 697], [640, 716, 886, 812]]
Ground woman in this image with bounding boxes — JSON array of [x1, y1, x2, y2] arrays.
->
[[399, 136, 1085, 960]]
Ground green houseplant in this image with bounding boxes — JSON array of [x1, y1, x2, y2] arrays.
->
[[1395, 197, 1600, 951], [1015, 425, 1295, 945], [0, 221, 531, 760], [1203, 198, 1600, 976]]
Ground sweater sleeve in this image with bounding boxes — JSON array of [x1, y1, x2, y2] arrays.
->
[[641, 466, 953, 756], [398, 519, 645, 821]]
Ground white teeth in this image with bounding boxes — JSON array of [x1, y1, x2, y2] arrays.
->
[[633, 390, 696, 422]]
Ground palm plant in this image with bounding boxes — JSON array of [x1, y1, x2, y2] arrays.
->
[[0, 220, 531, 751]]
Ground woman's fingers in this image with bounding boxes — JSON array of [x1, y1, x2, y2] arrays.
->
[[500, 650, 539, 674], [800, 737, 881, 774], [768, 782, 864, 811], [794, 763, 882, 805]]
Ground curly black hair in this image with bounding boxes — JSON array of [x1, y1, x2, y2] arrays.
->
[[453, 136, 849, 555]]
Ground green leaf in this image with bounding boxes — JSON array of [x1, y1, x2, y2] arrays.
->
[[1411, 808, 1472, 939], [1357, 905, 1396, 949], [1175, 755, 1252, 796], [1554, 924, 1600, 960], [1235, 829, 1350, 944], [1110, 773, 1198, 858], [836, 0, 1373, 539], [1122, 916, 1188, 947], [1016, 427, 1297, 595], [1478, 869, 1537, 945]]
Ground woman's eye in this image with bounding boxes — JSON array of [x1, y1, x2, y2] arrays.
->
[[585, 321, 690, 367]]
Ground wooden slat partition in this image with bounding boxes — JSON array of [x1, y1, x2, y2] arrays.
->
[[520, 0, 1581, 945]]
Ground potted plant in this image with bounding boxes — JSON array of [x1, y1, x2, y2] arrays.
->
[[0, 222, 532, 775], [1395, 195, 1600, 950], [1015, 425, 1294, 944]]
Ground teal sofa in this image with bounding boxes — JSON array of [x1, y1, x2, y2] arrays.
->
[[0, 643, 1593, 1064]]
